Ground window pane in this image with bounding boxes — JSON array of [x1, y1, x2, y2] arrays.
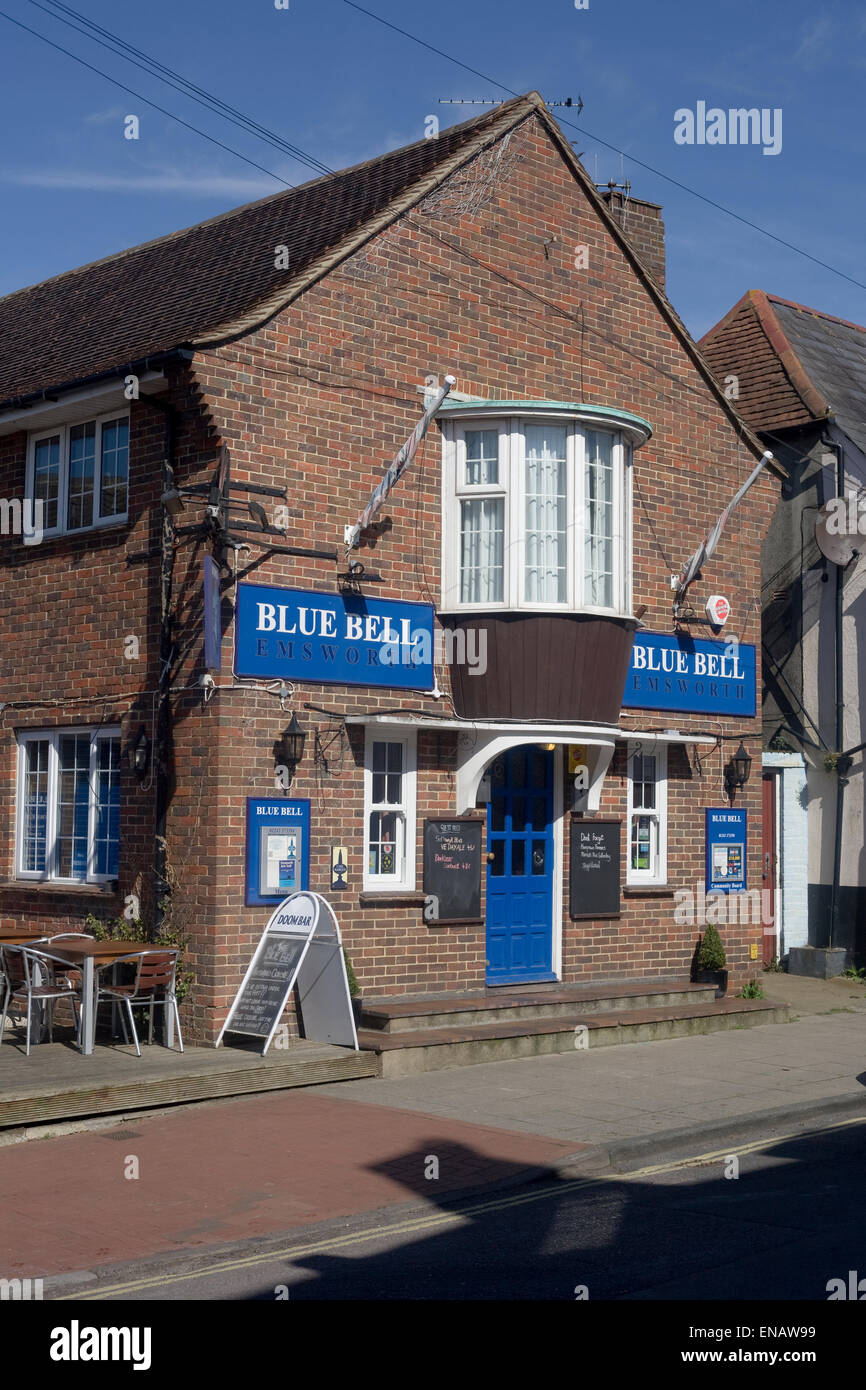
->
[[33, 436, 60, 531], [511, 839, 525, 876], [57, 734, 91, 878], [524, 424, 566, 603], [584, 430, 614, 607], [99, 417, 129, 519], [368, 810, 399, 876], [67, 421, 96, 530], [531, 840, 546, 875], [631, 815, 654, 872], [460, 498, 504, 603], [464, 429, 499, 485], [94, 738, 121, 876], [22, 741, 50, 872]]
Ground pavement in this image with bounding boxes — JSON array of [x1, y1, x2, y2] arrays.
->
[[2, 970, 865, 1285]]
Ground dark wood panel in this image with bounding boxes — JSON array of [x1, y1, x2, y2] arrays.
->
[[441, 613, 636, 722]]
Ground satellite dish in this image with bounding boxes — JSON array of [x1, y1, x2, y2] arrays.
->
[[815, 502, 858, 566]]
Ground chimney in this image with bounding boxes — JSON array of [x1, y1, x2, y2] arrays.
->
[[601, 184, 666, 290]]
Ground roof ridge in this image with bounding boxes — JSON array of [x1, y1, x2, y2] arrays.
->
[[0, 92, 541, 309]]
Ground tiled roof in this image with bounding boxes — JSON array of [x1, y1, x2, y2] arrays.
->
[[701, 290, 866, 455], [0, 94, 541, 407]]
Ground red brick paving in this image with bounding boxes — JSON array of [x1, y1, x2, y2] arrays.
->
[[0, 1092, 585, 1276]]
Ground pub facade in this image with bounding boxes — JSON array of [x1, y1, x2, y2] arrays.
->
[[0, 93, 781, 1043]]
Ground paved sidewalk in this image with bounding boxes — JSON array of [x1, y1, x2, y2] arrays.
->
[[0, 1090, 584, 1278], [316, 974, 866, 1145]]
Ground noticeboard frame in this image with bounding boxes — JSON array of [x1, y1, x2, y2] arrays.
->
[[568, 815, 622, 921], [422, 815, 484, 925]]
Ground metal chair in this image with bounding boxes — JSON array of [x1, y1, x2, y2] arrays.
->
[[0, 945, 82, 1056], [94, 951, 183, 1057], [45, 933, 91, 986]]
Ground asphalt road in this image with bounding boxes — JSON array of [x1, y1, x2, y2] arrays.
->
[[50, 1114, 866, 1302]]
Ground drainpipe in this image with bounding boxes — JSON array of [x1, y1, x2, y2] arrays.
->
[[141, 395, 178, 940], [821, 435, 845, 950]]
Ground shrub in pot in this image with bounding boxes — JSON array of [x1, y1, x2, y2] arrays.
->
[[694, 923, 728, 997]]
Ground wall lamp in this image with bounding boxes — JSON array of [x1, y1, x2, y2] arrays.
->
[[274, 714, 306, 783], [127, 726, 150, 776], [724, 741, 752, 798]]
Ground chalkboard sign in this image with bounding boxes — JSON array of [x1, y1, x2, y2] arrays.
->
[[569, 817, 621, 920], [222, 933, 307, 1038], [423, 818, 482, 923], [218, 891, 358, 1054]]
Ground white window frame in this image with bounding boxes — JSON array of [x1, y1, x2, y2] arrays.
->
[[25, 411, 130, 542], [626, 741, 668, 886], [15, 726, 122, 883], [362, 728, 417, 892], [442, 415, 632, 616]]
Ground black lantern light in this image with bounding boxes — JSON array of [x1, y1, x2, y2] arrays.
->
[[129, 726, 150, 776], [725, 741, 752, 797], [275, 714, 306, 781]]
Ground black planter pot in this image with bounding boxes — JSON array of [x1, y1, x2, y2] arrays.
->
[[351, 996, 364, 1027], [695, 968, 728, 998]]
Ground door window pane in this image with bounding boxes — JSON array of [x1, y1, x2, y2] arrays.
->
[[460, 498, 504, 603], [531, 840, 546, 875], [511, 839, 526, 876], [525, 424, 566, 603], [489, 839, 504, 876]]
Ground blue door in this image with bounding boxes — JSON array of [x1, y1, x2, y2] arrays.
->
[[486, 746, 556, 984]]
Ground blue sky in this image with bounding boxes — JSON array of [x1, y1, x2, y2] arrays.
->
[[0, 0, 864, 339]]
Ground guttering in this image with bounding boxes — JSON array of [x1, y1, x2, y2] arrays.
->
[[0, 348, 194, 418]]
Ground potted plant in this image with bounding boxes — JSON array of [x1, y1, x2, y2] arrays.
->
[[694, 923, 728, 997]]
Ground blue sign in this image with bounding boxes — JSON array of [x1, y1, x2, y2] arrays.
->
[[245, 798, 311, 906], [235, 583, 435, 690], [622, 631, 756, 716], [705, 808, 747, 894]]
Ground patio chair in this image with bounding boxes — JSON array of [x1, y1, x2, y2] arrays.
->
[[45, 933, 92, 986], [94, 951, 184, 1057], [0, 945, 82, 1056]]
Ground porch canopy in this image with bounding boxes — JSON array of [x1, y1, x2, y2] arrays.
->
[[347, 715, 717, 813]]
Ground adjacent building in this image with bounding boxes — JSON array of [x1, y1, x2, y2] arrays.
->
[[701, 290, 866, 968], [0, 93, 781, 1043]]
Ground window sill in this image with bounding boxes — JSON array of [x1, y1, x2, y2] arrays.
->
[[359, 890, 426, 908], [0, 880, 120, 897], [623, 884, 674, 897]]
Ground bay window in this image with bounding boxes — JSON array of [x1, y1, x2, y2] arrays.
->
[[443, 407, 640, 614]]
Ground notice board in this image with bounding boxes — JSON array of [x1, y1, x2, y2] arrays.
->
[[705, 808, 747, 894], [423, 818, 482, 923], [569, 817, 621, 920]]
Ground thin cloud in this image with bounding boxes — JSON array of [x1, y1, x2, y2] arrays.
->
[[792, 16, 835, 66], [0, 170, 280, 196]]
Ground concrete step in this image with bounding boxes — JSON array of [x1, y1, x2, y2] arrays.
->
[[357, 998, 791, 1077], [359, 980, 719, 1033]]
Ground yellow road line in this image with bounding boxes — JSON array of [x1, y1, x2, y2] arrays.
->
[[62, 1113, 866, 1299]]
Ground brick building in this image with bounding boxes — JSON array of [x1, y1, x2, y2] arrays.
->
[[0, 93, 782, 1047]]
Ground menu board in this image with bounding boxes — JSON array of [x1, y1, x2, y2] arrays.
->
[[423, 818, 483, 923], [569, 817, 621, 920], [223, 932, 308, 1038]]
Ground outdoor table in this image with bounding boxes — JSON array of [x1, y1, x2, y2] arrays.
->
[[48, 941, 165, 1056]]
